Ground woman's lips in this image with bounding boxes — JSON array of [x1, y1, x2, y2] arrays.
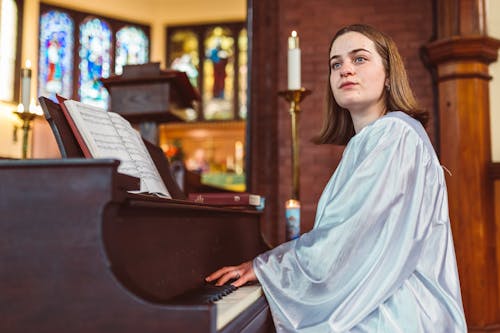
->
[[339, 82, 357, 89]]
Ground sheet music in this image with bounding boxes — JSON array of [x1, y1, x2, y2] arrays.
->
[[64, 100, 170, 198], [109, 113, 170, 197]]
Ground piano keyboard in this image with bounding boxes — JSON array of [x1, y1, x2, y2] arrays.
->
[[215, 284, 263, 330], [169, 282, 264, 331]]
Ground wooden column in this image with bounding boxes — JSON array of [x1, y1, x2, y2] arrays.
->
[[426, 0, 500, 330], [247, 0, 281, 245]]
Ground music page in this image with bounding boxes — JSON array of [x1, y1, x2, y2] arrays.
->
[[63, 100, 170, 198], [109, 112, 170, 198]]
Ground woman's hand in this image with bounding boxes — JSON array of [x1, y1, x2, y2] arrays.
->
[[205, 260, 257, 287]]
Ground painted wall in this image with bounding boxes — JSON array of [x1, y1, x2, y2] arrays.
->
[[0, 0, 245, 158], [487, 0, 500, 162]]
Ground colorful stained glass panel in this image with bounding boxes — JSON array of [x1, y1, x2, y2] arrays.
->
[[169, 30, 199, 88], [79, 17, 111, 108], [203, 27, 234, 120], [115, 26, 149, 75], [38, 10, 74, 101]]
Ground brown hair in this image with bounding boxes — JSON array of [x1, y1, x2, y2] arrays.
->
[[314, 24, 429, 145]]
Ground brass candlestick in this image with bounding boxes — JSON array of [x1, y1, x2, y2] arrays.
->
[[13, 110, 37, 159], [278, 88, 311, 200]]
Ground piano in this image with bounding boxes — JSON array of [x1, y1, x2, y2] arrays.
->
[[0, 98, 274, 333]]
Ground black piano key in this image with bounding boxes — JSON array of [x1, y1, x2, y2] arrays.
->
[[169, 282, 238, 304]]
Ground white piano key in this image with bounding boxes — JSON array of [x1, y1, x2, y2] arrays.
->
[[215, 284, 263, 330]]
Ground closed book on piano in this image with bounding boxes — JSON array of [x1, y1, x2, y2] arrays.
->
[[56, 95, 171, 198], [188, 192, 262, 207]]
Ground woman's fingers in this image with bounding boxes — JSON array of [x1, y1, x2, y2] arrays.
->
[[205, 266, 236, 283], [215, 269, 241, 286], [205, 261, 257, 287]]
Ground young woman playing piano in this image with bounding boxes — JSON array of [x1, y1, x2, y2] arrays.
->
[[206, 24, 467, 332]]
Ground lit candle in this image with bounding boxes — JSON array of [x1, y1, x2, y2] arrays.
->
[[285, 199, 301, 240], [287, 31, 301, 90], [21, 60, 32, 113]]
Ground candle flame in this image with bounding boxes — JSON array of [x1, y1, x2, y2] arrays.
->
[[286, 199, 300, 208], [25, 59, 31, 68], [291, 30, 297, 38]]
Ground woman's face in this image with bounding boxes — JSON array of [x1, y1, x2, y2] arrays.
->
[[329, 31, 387, 117]]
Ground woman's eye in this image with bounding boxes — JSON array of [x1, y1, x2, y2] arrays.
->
[[354, 56, 366, 63], [331, 62, 341, 70]]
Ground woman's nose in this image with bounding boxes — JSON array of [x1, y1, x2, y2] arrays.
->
[[340, 62, 354, 77]]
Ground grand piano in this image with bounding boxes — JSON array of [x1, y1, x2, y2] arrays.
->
[[0, 97, 274, 333]]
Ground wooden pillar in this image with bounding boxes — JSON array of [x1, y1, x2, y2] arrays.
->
[[426, 0, 500, 330], [247, 0, 281, 245]]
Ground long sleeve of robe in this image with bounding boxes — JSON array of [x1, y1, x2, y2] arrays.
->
[[253, 111, 466, 333]]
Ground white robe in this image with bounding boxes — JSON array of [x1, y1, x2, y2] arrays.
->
[[253, 111, 466, 332]]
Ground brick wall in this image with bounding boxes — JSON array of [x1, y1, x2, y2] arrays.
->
[[273, 0, 435, 237]]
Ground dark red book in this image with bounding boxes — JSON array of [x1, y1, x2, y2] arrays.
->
[[188, 192, 262, 207]]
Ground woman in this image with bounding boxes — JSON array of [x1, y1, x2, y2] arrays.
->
[[206, 24, 466, 332]]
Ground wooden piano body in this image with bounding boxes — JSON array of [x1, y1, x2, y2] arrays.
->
[[0, 98, 274, 332]]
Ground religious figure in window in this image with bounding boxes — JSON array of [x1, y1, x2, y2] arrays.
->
[[38, 10, 74, 101], [206, 38, 228, 99], [86, 35, 104, 91], [46, 35, 63, 92]]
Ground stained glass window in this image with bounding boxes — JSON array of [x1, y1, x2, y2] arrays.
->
[[38, 10, 74, 101], [166, 22, 246, 121], [203, 27, 234, 120], [0, 0, 18, 101], [115, 26, 149, 75], [169, 30, 199, 88], [78, 17, 111, 108], [38, 4, 150, 106]]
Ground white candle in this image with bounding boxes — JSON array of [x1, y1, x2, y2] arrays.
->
[[21, 60, 32, 113], [287, 31, 301, 90]]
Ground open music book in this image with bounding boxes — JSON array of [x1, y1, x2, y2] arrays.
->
[[56, 95, 171, 198]]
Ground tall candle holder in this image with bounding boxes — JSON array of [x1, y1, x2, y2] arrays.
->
[[278, 88, 312, 200], [278, 87, 311, 240], [13, 103, 39, 159], [14, 110, 36, 159]]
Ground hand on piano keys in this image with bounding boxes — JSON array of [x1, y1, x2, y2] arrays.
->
[[205, 260, 257, 287]]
